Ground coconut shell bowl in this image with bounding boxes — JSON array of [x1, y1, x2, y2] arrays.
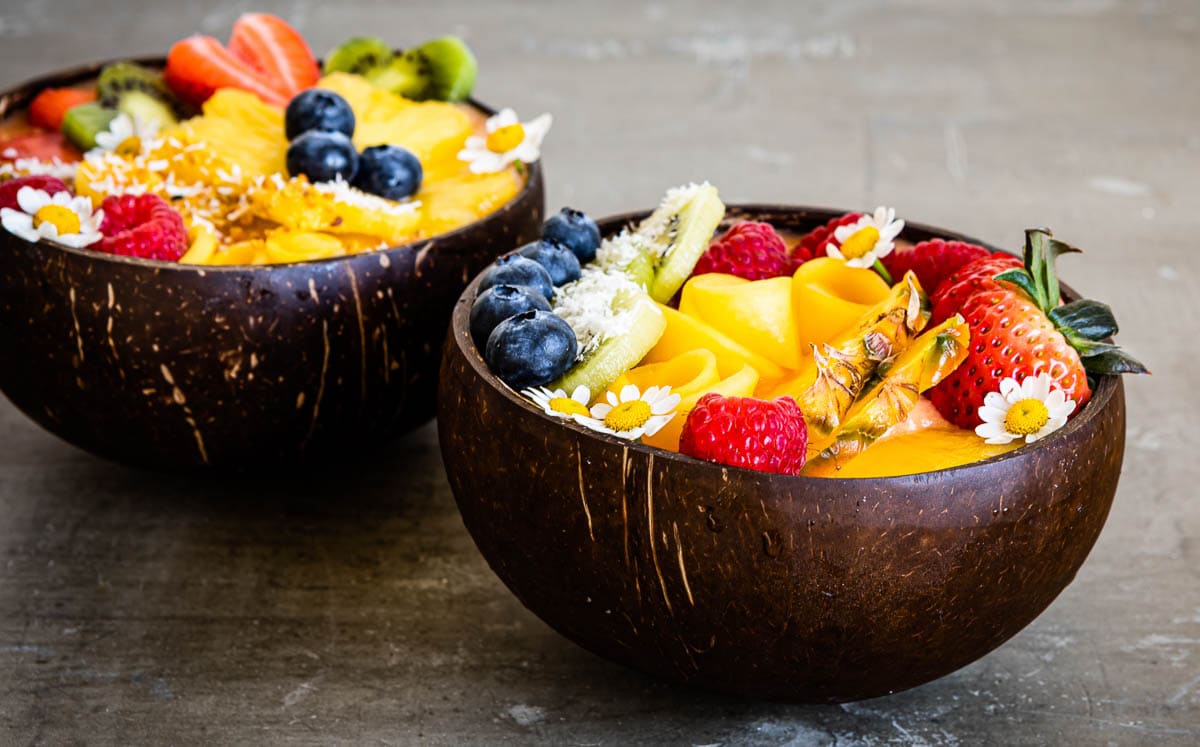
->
[[0, 59, 544, 469], [438, 205, 1127, 703]]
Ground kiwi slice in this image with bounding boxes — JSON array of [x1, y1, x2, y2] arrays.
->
[[551, 284, 667, 396], [324, 36, 395, 75], [117, 90, 177, 131], [636, 183, 726, 303], [97, 62, 180, 128], [364, 54, 429, 100], [61, 103, 119, 150], [363, 36, 477, 102]]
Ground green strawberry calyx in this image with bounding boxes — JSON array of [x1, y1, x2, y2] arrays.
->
[[993, 228, 1149, 376]]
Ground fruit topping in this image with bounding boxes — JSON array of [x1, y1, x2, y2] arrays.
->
[[97, 62, 181, 131], [692, 221, 791, 280], [679, 394, 809, 476], [352, 145, 422, 200], [286, 129, 359, 183], [96, 193, 189, 260], [227, 12, 320, 97], [542, 207, 601, 263], [165, 34, 290, 108], [0, 175, 69, 211], [61, 103, 120, 151], [325, 35, 477, 102], [470, 284, 552, 350], [881, 237, 991, 299], [478, 255, 556, 301], [0, 131, 81, 174], [324, 37, 395, 77], [284, 89, 356, 140], [517, 239, 582, 287], [486, 310, 578, 390], [29, 88, 97, 131]]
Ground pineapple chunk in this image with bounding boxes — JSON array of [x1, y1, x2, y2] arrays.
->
[[416, 168, 521, 237], [251, 178, 421, 246], [173, 89, 287, 178]]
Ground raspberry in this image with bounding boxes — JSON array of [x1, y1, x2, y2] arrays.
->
[[792, 212, 863, 267], [881, 238, 991, 298], [0, 175, 70, 210], [692, 221, 791, 280], [679, 393, 809, 475], [97, 194, 189, 261]]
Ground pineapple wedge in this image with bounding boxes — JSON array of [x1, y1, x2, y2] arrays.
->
[[173, 89, 287, 178]]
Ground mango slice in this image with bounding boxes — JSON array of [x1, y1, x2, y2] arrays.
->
[[678, 274, 802, 370], [801, 425, 1017, 478], [643, 304, 786, 380], [792, 258, 892, 352]]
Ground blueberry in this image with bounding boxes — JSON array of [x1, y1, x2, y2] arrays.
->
[[285, 89, 356, 140], [485, 310, 578, 390], [477, 255, 555, 300], [286, 130, 359, 183], [517, 239, 582, 286], [353, 145, 423, 200], [469, 284, 551, 350], [542, 207, 601, 263]]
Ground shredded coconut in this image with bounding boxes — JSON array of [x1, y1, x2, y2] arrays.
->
[[311, 176, 420, 216], [553, 268, 644, 358], [0, 156, 78, 181]]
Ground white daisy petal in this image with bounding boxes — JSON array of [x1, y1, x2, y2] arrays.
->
[[570, 385, 590, 405], [591, 402, 613, 419], [619, 384, 639, 403], [17, 187, 50, 214]]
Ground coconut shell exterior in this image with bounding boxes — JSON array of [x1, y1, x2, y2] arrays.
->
[[0, 59, 544, 468], [438, 206, 1127, 703]]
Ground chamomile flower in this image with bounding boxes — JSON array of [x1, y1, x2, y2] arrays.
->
[[974, 373, 1077, 445], [828, 206, 905, 269], [524, 385, 592, 420], [93, 112, 159, 157], [585, 384, 681, 440], [0, 187, 103, 248], [457, 108, 552, 174]]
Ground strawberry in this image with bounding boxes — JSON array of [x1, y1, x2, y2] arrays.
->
[[679, 394, 809, 475], [227, 13, 319, 97], [693, 221, 791, 280], [164, 35, 290, 108], [930, 254, 1022, 326], [881, 238, 992, 300], [0, 131, 82, 164], [928, 229, 1147, 429], [791, 212, 863, 268], [28, 87, 98, 131]]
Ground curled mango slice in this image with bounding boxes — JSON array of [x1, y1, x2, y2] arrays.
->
[[678, 274, 801, 370], [791, 257, 893, 353], [644, 304, 785, 380]]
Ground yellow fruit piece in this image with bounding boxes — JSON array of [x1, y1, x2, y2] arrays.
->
[[678, 274, 802, 370], [265, 231, 346, 264], [643, 304, 786, 380], [801, 426, 1018, 478], [792, 258, 892, 353], [416, 168, 521, 237], [252, 179, 421, 246], [174, 89, 287, 178], [179, 229, 218, 265], [208, 240, 263, 266]]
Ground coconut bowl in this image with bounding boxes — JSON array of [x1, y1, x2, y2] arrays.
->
[[0, 58, 544, 469], [438, 205, 1126, 703]]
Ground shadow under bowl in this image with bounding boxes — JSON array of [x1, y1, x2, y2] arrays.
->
[[0, 58, 544, 469], [438, 205, 1126, 703]]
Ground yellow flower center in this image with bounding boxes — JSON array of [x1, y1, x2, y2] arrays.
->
[[486, 123, 525, 154], [604, 400, 652, 432], [1004, 398, 1050, 436], [839, 225, 880, 260], [115, 135, 142, 157], [548, 397, 590, 418], [32, 205, 81, 236]]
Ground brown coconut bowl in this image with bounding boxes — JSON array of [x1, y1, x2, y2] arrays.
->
[[438, 205, 1126, 703], [0, 58, 544, 469]]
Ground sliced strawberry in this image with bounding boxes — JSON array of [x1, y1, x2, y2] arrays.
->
[[881, 238, 991, 300], [29, 87, 98, 131], [0, 131, 82, 164], [164, 35, 290, 108], [228, 13, 319, 97]]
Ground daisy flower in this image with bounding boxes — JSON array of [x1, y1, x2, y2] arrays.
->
[[523, 385, 592, 420], [457, 108, 552, 174], [93, 112, 159, 157], [585, 384, 681, 440], [975, 372, 1077, 445], [828, 206, 905, 270], [0, 187, 103, 248]]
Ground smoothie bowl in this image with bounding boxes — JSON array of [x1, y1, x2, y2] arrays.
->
[[439, 185, 1145, 701], [0, 14, 547, 468]]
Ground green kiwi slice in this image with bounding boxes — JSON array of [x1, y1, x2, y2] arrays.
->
[[324, 36, 395, 76], [364, 53, 430, 100], [97, 62, 180, 128], [551, 284, 667, 396], [412, 37, 477, 102], [61, 103, 119, 151], [638, 183, 726, 303]]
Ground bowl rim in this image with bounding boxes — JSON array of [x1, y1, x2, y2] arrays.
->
[[0, 55, 542, 273], [449, 203, 1122, 484]]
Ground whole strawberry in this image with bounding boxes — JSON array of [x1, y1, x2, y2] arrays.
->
[[791, 212, 863, 268], [882, 238, 992, 299], [0, 175, 71, 211], [98, 194, 190, 261], [693, 221, 791, 280], [679, 393, 809, 475], [929, 229, 1147, 429], [929, 253, 1022, 326]]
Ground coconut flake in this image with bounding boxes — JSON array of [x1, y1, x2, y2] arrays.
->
[[553, 268, 643, 358]]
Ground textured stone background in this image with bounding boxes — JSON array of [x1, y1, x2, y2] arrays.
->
[[0, 0, 1197, 744]]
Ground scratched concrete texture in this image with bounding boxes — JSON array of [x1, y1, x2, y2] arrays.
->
[[0, 0, 1197, 744]]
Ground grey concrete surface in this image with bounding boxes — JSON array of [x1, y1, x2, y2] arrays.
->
[[1, 0, 1197, 744]]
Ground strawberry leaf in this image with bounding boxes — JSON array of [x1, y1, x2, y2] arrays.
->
[[994, 268, 1044, 307], [1049, 300, 1119, 340], [1082, 349, 1150, 375], [1043, 237, 1082, 308]]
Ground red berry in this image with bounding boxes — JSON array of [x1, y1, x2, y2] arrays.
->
[[792, 212, 863, 268], [164, 35, 290, 107], [881, 238, 991, 298], [28, 87, 98, 131], [227, 13, 319, 98], [0, 131, 82, 165], [929, 254, 1022, 326], [679, 394, 809, 475], [0, 175, 70, 211], [693, 221, 791, 280], [97, 194, 190, 261]]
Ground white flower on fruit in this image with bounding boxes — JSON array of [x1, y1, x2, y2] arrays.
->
[[523, 385, 592, 420], [0, 187, 103, 248], [974, 372, 1077, 445], [584, 384, 681, 440], [93, 112, 159, 156], [457, 108, 552, 174], [828, 206, 905, 268]]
